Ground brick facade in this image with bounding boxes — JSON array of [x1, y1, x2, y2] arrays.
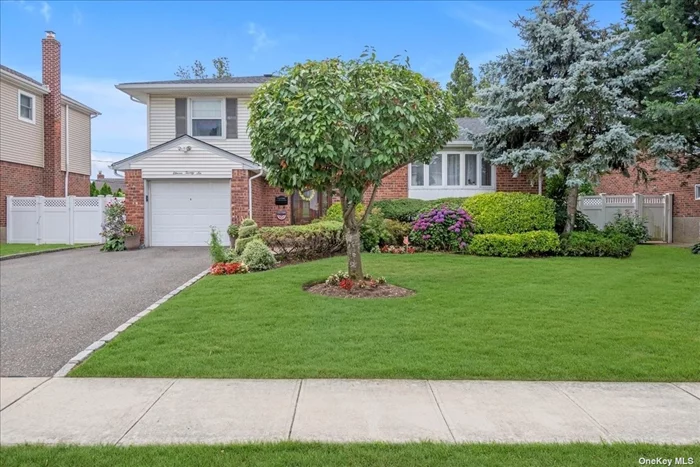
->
[[597, 162, 700, 218], [496, 166, 539, 194], [362, 165, 409, 203], [251, 176, 291, 227], [42, 32, 63, 198], [231, 169, 249, 223], [123, 169, 144, 244]]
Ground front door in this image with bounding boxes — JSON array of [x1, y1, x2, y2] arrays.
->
[[291, 189, 332, 224]]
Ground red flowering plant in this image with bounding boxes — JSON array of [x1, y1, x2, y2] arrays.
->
[[210, 262, 249, 275], [325, 271, 386, 291], [409, 206, 474, 252]]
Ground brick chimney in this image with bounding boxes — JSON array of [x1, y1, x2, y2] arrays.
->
[[42, 30, 63, 196], [97, 171, 105, 180]]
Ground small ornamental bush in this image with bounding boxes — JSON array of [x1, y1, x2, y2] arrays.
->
[[235, 219, 260, 255], [463, 192, 556, 234], [383, 219, 412, 245], [324, 202, 365, 222], [210, 262, 248, 275], [227, 224, 240, 238], [373, 199, 431, 222], [560, 231, 636, 258], [241, 238, 277, 271], [361, 208, 392, 251], [208, 228, 228, 263], [428, 197, 467, 210], [603, 211, 650, 244], [691, 242, 700, 254], [409, 206, 474, 252], [100, 200, 127, 252], [469, 231, 560, 257], [259, 221, 344, 260]]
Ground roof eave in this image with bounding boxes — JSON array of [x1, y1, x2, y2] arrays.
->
[[445, 140, 476, 147], [0, 68, 49, 95], [115, 82, 263, 102], [61, 95, 101, 117]]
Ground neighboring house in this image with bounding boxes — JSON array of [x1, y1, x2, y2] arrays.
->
[[0, 32, 100, 242], [93, 171, 125, 194], [597, 163, 700, 243], [111, 77, 535, 247]]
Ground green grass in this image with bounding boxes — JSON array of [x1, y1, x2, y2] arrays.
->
[[0, 243, 91, 257], [2, 443, 699, 467], [71, 246, 700, 381]]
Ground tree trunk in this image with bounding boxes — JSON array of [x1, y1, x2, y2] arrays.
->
[[345, 213, 363, 280], [564, 184, 579, 234]]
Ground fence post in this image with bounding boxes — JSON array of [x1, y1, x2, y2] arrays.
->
[[36, 196, 45, 245], [664, 193, 673, 243], [633, 193, 644, 216], [67, 196, 75, 245], [6, 196, 13, 243], [98, 195, 106, 244]]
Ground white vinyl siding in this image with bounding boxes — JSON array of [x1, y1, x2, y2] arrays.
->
[[147, 95, 252, 159], [0, 78, 44, 167], [129, 143, 249, 179], [60, 105, 92, 175]]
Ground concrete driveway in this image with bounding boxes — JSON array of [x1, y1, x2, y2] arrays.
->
[[0, 247, 210, 376]]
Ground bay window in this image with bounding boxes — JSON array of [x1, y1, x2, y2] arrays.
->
[[481, 159, 492, 186], [410, 151, 495, 189], [191, 99, 223, 137], [447, 154, 460, 186], [465, 154, 477, 185], [428, 154, 443, 186], [411, 162, 424, 186]]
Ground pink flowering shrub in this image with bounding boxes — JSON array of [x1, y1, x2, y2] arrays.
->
[[409, 206, 474, 252]]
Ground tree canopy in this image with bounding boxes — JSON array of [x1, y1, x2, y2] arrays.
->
[[175, 57, 232, 79], [248, 50, 457, 277], [474, 0, 661, 232], [624, 0, 700, 171], [446, 53, 478, 117]]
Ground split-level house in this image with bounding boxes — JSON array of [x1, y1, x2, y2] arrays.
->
[[112, 76, 538, 247], [0, 32, 100, 242]]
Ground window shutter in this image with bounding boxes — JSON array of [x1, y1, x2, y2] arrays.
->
[[175, 98, 187, 137], [226, 98, 238, 139]]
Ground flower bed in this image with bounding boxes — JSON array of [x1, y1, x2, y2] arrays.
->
[[409, 206, 474, 252], [305, 271, 414, 298]]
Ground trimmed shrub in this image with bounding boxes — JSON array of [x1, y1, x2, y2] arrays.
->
[[469, 231, 560, 257], [324, 202, 365, 222], [384, 219, 412, 245], [227, 224, 239, 238], [559, 231, 636, 258], [463, 192, 556, 234], [241, 239, 277, 271], [361, 208, 391, 251], [373, 198, 430, 222], [428, 197, 467, 210], [235, 219, 260, 255], [603, 211, 650, 244], [260, 221, 344, 260], [409, 206, 475, 252]]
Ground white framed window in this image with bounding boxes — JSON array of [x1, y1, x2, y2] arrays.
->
[[18, 90, 35, 124], [410, 151, 495, 188], [695, 184, 700, 200], [190, 98, 224, 138]]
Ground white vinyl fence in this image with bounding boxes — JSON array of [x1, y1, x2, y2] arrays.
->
[[578, 193, 673, 242], [6, 196, 124, 245]]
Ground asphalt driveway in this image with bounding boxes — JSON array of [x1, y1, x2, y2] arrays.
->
[[0, 247, 210, 376]]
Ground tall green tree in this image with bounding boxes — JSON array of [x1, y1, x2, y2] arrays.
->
[[248, 50, 457, 278], [99, 183, 113, 196], [89, 181, 99, 197], [175, 57, 232, 79], [446, 53, 478, 117], [624, 0, 700, 171], [474, 0, 661, 233]]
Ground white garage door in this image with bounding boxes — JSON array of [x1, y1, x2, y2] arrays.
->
[[150, 180, 230, 246]]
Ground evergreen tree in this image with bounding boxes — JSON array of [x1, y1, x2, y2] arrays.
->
[[474, 0, 661, 232], [623, 0, 700, 171], [175, 57, 232, 79], [99, 183, 113, 196], [90, 181, 99, 197], [446, 53, 477, 117], [114, 188, 125, 197]]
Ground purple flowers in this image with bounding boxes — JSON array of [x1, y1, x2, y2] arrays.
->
[[409, 205, 475, 253]]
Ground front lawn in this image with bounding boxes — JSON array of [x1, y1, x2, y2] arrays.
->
[[2, 443, 699, 467], [71, 246, 699, 381], [0, 243, 91, 257]]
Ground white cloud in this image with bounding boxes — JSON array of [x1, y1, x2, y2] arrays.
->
[[72, 6, 82, 26], [39, 1, 50, 22], [15, 0, 50, 22], [247, 22, 277, 53], [448, 2, 512, 36]]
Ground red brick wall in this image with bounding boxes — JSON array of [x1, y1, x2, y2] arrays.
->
[[124, 169, 144, 243], [363, 165, 409, 203], [42, 32, 63, 197], [66, 172, 90, 196], [0, 161, 45, 233], [251, 176, 291, 227], [496, 166, 539, 193], [597, 163, 700, 217], [231, 169, 249, 223]]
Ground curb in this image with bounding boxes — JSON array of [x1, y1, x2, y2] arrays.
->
[[54, 268, 211, 377], [0, 244, 100, 261]]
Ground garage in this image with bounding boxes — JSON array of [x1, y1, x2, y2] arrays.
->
[[149, 179, 230, 246]]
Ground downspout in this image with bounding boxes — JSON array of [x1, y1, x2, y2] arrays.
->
[[64, 105, 69, 196], [537, 168, 543, 195], [248, 168, 264, 220]]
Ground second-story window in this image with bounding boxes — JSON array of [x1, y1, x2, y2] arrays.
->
[[18, 90, 35, 124], [191, 99, 223, 137]]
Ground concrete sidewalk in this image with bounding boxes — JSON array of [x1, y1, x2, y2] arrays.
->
[[1, 378, 698, 445]]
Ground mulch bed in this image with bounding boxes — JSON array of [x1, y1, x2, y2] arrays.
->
[[305, 282, 415, 299]]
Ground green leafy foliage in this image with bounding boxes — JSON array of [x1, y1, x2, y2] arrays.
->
[[114, 188, 125, 198], [235, 219, 260, 255], [360, 208, 392, 252], [372, 199, 430, 222], [603, 211, 651, 244], [463, 193, 556, 234], [100, 200, 126, 252], [560, 232, 636, 258], [383, 219, 412, 245], [259, 221, 345, 260], [469, 231, 560, 257], [208, 228, 228, 264], [409, 206, 475, 252], [324, 202, 365, 222], [90, 181, 99, 197], [175, 57, 231, 80], [691, 242, 700, 254], [99, 183, 113, 196], [241, 239, 277, 271], [545, 175, 597, 233], [227, 224, 239, 238], [446, 53, 477, 117]]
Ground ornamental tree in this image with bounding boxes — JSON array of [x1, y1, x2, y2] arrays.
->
[[248, 51, 457, 278], [474, 0, 661, 232], [447, 53, 478, 117]]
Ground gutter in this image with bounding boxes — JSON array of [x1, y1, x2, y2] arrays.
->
[[248, 168, 264, 220]]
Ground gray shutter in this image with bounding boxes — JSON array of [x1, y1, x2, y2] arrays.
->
[[175, 98, 187, 137], [226, 98, 238, 139]]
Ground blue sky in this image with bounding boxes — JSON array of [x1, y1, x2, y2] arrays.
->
[[0, 0, 624, 177]]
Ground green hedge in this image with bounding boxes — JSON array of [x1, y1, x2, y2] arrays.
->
[[463, 192, 556, 234], [259, 221, 344, 260], [469, 231, 560, 257], [324, 202, 365, 222], [372, 199, 430, 222], [559, 232, 636, 258]]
